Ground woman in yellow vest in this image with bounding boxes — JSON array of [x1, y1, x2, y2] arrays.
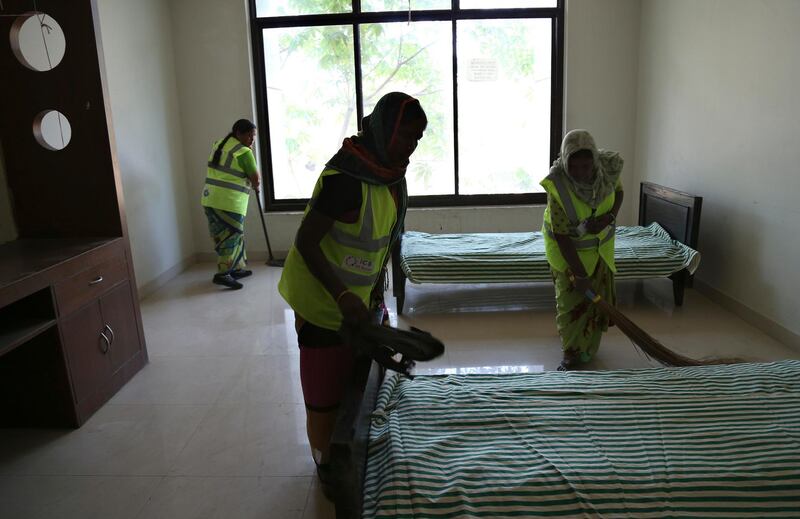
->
[[279, 92, 426, 491], [541, 129, 624, 371], [201, 119, 261, 290]]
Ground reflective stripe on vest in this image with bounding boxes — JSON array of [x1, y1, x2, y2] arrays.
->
[[327, 189, 391, 253], [207, 162, 248, 179], [551, 174, 580, 225], [208, 142, 249, 182], [543, 221, 616, 249], [205, 177, 250, 194], [225, 144, 244, 167], [330, 264, 378, 287]]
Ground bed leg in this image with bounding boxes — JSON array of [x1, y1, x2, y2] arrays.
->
[[634, 280, 646, 303], [671, 270, 687, 307], [393, 271, 405, 315], [391, 239, 406, 314]]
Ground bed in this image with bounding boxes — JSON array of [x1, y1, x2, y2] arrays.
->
[[391, 182, 703, 313], [330, 359, 800, 518]]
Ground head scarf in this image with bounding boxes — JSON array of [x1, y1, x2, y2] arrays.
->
[[326, 92, 422, 186], [549, 129, 623, 208], [325, 92, 424, 244]]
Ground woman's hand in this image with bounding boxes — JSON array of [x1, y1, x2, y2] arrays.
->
[[337, 291, 370, 326], [250, 174, 261, 192], [572, 275, 593, 296], [583, 214, 614, 234]]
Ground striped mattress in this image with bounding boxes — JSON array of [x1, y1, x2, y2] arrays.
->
[[400, 223, 701, 284], [364, 360, 800, 518]]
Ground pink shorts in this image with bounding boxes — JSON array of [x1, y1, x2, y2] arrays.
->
[[296, 317, 354, 411]]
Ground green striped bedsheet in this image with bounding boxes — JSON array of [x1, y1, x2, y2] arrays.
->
[[364, 360, 800, 518], [400, 223, 701, 284]]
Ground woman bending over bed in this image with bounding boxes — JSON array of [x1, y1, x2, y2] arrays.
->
[[541, 129, 624, 370], [278, 92, 427, 495]]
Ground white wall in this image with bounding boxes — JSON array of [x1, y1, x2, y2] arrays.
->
[[168, 0, 641, 255], [565, 0, 640, 224], [97, 0, 194, 290], [634, 0, 800, 335], [169, 0, 263, 254]]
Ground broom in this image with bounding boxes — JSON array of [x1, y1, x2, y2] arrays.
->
[[579, 284, 742, 367], [255, 189, 284, 267]]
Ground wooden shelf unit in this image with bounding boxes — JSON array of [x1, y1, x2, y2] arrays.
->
[[0, 0, 148, 427]]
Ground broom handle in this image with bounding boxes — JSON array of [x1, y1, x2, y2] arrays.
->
[[255, 189, 275, 260], [569, 275, 602, 303]]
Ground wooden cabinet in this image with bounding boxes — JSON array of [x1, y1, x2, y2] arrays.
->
[[102, 282, 141, 374], [54, 244, 146, 424], [60, 279, 143, 421], [61, 300, 108, 405], [0, 239, 147, 426]]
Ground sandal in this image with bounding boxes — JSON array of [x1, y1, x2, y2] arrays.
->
[[557, 349, 581, 371], [212, 273, 243, 290]]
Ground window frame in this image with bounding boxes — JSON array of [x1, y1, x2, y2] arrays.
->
[[249, 1, 564, 212]]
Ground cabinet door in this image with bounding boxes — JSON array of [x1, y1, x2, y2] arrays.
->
[[100, 281, 142, 373], [60, 301, 111, 404]]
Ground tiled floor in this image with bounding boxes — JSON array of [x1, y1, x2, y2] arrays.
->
[[1, 263, 798, 518]]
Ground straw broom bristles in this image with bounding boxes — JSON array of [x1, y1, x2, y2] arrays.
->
[[585, 290, 743, 367]]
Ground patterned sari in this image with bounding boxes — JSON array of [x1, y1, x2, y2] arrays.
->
[[552, 261, 615, 362], [204, 207, 247, 274]]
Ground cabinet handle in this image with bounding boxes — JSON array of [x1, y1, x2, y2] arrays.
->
[[100, 332, 110, 354], [105, 324, 115, 345], [89, 276, 104, 286]]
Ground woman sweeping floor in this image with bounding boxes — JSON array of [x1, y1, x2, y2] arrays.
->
[[541, 129, 624, 370], [200, 119, 261, 290]]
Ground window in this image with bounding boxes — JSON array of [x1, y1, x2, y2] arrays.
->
[[250, 0, 563, 210]]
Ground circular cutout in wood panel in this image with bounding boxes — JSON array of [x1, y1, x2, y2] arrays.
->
[[33, 110, 72, 151], [10, 12, 66, 71]]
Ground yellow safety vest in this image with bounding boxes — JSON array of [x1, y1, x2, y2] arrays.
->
[[279, 169, 397, 331], [200, 138, 252, 215], [541, 172, 617, 275]]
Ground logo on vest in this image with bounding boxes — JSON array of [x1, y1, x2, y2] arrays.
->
[[203, 189, 209, 197], [343, 255, 373, 273]]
